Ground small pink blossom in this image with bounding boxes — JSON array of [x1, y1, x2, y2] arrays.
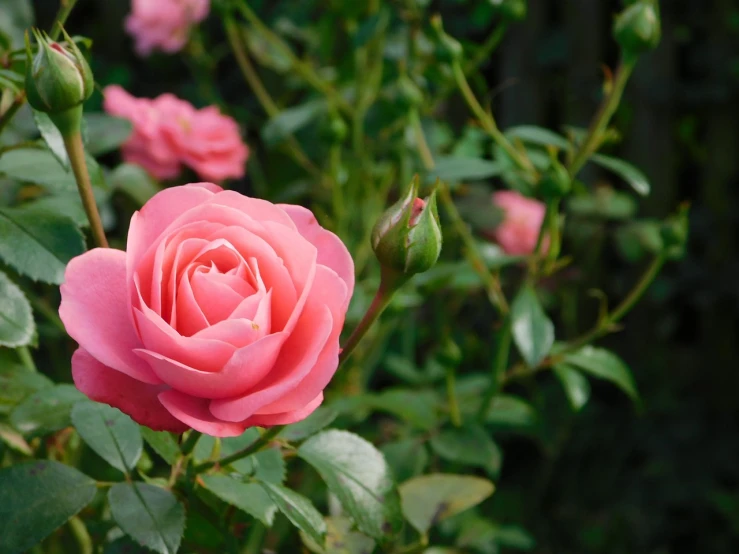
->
[[125, 0, 210, 56], [103, 86, 248, 182], [491, 190, 547, 255]]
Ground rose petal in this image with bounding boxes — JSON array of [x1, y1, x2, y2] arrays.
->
[[72, 349, 186, 433], [190, 268, 250, 324], [250, 265, 347, 414], [175, 267, 210, 336], [207, 191, 297, 230], [209, 300, 333, 422], [135, 329, 286, 399], [280, 204, 355, 308], [247, 393, 323, 426], [158, 390, 246, 437], [60, 248, 161, 384]]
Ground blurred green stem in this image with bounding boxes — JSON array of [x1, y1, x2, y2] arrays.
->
[[180, 430, 202, 456], [17, 346, 37, 372], [194, 426, 282, 473], [68, 516, 92, 554], [231, 1, 353, 115], [0, 93, 25, 137], [224, 17, 321, 178], [451, 60, 535, 175], [446, 364, 462, 427], [410, 109, 509, 314], [568, 59, 636, 176], [63, 132, 108, 247], [50, 0, 79, 40], [477, 318, 511, 420]]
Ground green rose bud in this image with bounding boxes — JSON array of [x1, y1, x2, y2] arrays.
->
[[372, 176, 443, 283], [614, 1, 661, 59], [429, 15, 463, 63], [489, 0, 527, 21], [539, 159, 572, 199], [25, 27, 94, 136]]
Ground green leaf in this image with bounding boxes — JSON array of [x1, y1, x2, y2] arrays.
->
[[279, 406, 338, 441], [22, 192, 90, 228], [0, 363, 52, 414], [591, 153, 650, 196], [381, 438, 428, 483], [298, 430, 403, 540], [83, 113, 133, 156], [0, 461, 96, 554], [201, 475, 277, 526], [484, 394, 538, 429], [71, 401, 143, 473], [399, 474, 495, 535], [262, 100, 327, 145], [505, 125, 571, 150], [259, 481, 326, 546], [33, 110, 69, 169], [0, 271, 35, 347], [109, 163, 159, 206], [430, 425, 502, 476], [104, 537, 151, 554], [370, 388, 439, 431], [10, 384, 85, 436], [141, 428, 180, 465], [0, 147, 105, 193], [427, 156, 502, 184], [0, 0, 33, 49], [108, 483, 186, 554], [511, 285, 555, 367], [219, 429, 260, 472], [553, 363, 591, 411], [564, 346, 639, 401], [239, 447, 286, 484], [0, 205, 86, 284], [567, 187, 637, 220], [301, 516, 376, 554]]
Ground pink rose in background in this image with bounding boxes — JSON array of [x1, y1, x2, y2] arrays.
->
[[491, 190, 547, 255], [125, 0, 210, 56], [167, 106, 250, 182], [104, 86, 248, 182], [60, 184, 354, 437]]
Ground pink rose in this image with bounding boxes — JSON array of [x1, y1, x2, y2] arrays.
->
[[103, 86, 248, 182], [125, 0, 210, 56], [491, 190, 547, 255], [59, 184, 354, 437], [166, 106, 250, 182]]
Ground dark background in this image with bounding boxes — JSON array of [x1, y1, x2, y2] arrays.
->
[[33, 0, 739, 552]]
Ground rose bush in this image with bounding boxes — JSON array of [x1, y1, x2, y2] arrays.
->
[[59, 183, 354, 437]]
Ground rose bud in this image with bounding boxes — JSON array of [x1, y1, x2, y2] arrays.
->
[[372, 176, 442, 283], [489, 0, 527, 22], [429, 15, 463, 63], [614, 1, 661, 59], [25, 27, 94, 136]]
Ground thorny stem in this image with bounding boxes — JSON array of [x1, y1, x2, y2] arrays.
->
[[338, 280, 395, 367]]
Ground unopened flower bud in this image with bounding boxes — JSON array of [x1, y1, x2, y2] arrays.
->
[[614, 2, 661, 59], [430, 15, 463, 63], [372, 176, 443, 282], [489, 0, 527, 21], [539, 159, 572, 199], [25, 27, 94, 136], [319, 114, 348, 143]]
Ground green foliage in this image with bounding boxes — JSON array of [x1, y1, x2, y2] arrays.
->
[[108, 483, 186, 554], [511, 285, 555, 368], [0, 461, 96, 554], [10, 384, 84, 436], [0, 270, 35, 347], [259, 481, 327, 546]]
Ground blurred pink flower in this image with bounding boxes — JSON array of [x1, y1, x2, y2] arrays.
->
[[491, 190, 547, 255], [166, 106, 250, 182], [103, 85, 248, 182], [125, 0, 210, 56]]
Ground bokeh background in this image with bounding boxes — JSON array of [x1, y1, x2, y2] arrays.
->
[[24, 0, 739, 552]]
